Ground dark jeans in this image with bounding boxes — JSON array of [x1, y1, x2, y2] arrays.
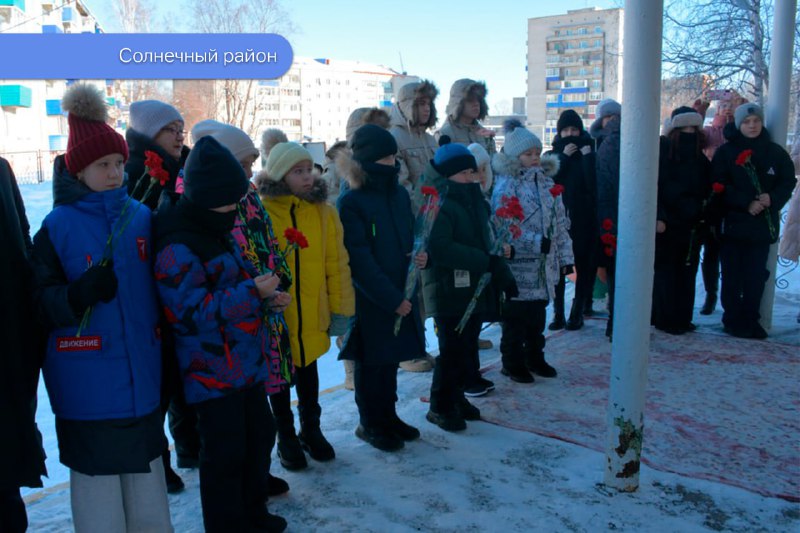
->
[[195, 385, 275, 533], [353, 361, 398, 429], [270, 361, 321, 434], [0, 488, 27, 533], [653, 231, 700, 329], [500, 300, 547, 368], [430, 315, 481, 414], [720, 240, 770, 330]]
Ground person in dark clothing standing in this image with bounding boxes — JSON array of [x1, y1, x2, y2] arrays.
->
[[153, 136, 286, 532], [422, 142, 516, 431], [590, 99, 622, 339], [126, 99, 197, 492], [546, 109, 597, 331], [0, 157, 47, 533], [653, 107, 712, 334], [337, 124, 428, 452], [712, 103, 796, 339]]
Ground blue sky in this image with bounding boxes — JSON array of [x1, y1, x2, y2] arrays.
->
[[83, 0, 620, 110]]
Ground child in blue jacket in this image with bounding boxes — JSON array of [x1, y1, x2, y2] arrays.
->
[[153, 136, 286, 532], [31, 84, 171, 532]]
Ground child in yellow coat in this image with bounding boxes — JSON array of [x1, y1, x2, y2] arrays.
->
[[256, 142, 355, 469]]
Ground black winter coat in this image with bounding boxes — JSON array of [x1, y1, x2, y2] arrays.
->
[[594, 117, 621, 231], [657, 133, 712, 234], [421, 163, 511, 319], [0, 157, 47, 489], [712, 129, 795, 244], [337, 163, 426, 364], [125, 128, 190, 210], [548, 132, 597, 253]]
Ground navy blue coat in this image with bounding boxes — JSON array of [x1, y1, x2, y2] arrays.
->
[[337, 165, 426, 365]]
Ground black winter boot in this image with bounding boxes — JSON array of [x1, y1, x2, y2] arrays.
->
[[162, 449, 184, 494], [700, 292, 717, 315], [565, 298, 584, 330], [271, 389, 308, 471], [548, 277, 566, 330], [298, 404, 335, 462], [525, 350, 557, 378]]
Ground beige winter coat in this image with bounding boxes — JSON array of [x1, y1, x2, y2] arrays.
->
[[389, 80, 438, 209]]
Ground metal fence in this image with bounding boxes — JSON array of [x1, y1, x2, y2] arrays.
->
[[1, 150, 64, 184]]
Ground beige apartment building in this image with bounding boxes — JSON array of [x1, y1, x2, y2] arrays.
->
[[527, 7, 624, 146]]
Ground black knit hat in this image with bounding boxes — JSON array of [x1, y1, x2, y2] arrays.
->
[[557, 109, 584, 135], [183, 136, 249, 209], [432, 137, 477, 178], [350, 124, 398, 163]]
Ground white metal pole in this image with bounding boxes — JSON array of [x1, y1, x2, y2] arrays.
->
[[603, 0, 664, 491], [759, 0, 797, 330]]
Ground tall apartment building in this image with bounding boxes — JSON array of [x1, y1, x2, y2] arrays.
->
[[175, 58, 402, 148], [526, 7, 624, 146], [0, 0, 114, 183]]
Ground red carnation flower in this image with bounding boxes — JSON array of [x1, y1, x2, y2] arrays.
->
[[284, 228, 309, 249], [144, 150, 163, 171], [735, 149, 753, 167], [549, 184, 565, 197], [604, 246, 614, 257], [712, 182, 725, 194], [600, 233, 617, 247], [509, 224, 522, 239], [602, 218, 614, 231], [420, 186, 439, 197]]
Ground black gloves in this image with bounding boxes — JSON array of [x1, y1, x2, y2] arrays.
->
[[489, 255, 518, 299], [68, 263, 118, 314], [540, 237, 551, 255], [504, 279, 519, 299]]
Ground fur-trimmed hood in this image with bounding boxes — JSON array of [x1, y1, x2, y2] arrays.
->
[[254, 171, 329, 204], [492, 151, 559, 178], [445, 79, 489, 123], [345, 108, 391, 143], [391, 80, 438, 131]]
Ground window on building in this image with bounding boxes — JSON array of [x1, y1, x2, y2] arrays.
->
[[594, 39, 603, 48], [580, 40, 589, 48], [595, 26, 603, 33], [546, 68, 559, 76], [588, 105, 597, 116], [546, 94, 558, 103], [578, 27, 588, 35], [590, 91, 604, 101]]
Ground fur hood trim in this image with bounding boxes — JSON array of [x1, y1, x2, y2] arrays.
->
[[492, 151, 559, 178], [255, 171, 328, 203], [446, 79, 488, 123], [392, 79, 439, 130], [334, 148, 366, 189]]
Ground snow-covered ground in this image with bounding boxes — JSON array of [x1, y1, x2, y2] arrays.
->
[[17, 182, 800, 532]]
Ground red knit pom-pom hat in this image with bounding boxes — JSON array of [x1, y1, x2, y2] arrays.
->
[[61, 84, 128, 175]]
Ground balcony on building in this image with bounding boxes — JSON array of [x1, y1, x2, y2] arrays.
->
[[45, 99, 62, 115], [0, 0, 25, 10], [0, 85, 33, 108]]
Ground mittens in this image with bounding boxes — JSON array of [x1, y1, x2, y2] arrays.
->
[[67, 263, 118, 314]]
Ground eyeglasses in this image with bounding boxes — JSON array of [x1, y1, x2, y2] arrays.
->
[[161, 126, 186, 136]]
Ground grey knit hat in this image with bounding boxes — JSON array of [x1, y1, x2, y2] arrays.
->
[[129, 100, 184, 139], [502, 119, 542, 158], [734, 103, 764, 130]]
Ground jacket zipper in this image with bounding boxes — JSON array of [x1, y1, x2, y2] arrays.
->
[[290, 204, 306, 367]]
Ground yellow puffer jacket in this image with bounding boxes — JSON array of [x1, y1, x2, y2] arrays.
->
[[260, 178, 355, 367]]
